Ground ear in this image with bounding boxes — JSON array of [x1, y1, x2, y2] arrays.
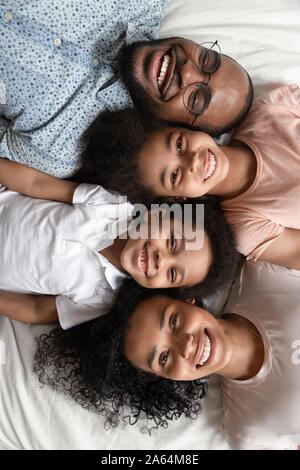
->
[[185, 298, 196, 305], [164, 196, 187, 203]]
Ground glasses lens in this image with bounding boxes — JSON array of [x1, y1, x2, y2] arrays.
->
[[183, 83, 211, 116], [193, 43, 221, 74]]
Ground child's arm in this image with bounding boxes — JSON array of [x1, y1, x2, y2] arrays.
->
[[258, 228, 300, 270], [0, 291, 58, 324], [0, 159, 80, 204]]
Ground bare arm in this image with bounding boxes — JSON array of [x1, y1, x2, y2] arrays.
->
[[0, 291, 58, 324], [0, 158, 79, 204], [258, 228, 300, 270]]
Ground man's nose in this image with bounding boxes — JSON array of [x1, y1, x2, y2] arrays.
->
[[181, 333, 194, 359], [180, 60, 207, 88]]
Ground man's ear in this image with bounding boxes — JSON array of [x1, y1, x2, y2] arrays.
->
[[185, 298, 196, 305]]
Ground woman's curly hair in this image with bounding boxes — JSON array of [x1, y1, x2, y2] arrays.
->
[[34, 280, 208, 432]]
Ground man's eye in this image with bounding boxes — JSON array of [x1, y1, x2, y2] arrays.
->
[[171, 169, 178, 186], [175, 136, 182, 154], [160, 351, 169, 367], [170, 267, 176, 283]]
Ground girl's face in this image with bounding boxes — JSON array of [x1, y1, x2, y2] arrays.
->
[[120, 212, 212, 289], [124, 296, 231, 381], [138, 127, 230, 198]]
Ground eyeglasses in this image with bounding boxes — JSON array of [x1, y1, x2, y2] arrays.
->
[[183, 40, 221, 122]]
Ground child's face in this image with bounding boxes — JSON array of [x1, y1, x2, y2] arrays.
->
[[120, 212, 212, 289], [124, 296, 230, 381], [138, 127, 229, 198]]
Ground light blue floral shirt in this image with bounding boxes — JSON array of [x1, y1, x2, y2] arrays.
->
[[0, 0, 168, 177]]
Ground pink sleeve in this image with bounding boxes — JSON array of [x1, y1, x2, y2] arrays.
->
[[254, 84, 300, 115], [224, 212, 285, 259]]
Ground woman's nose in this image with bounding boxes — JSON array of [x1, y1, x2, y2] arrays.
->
[[181, 333, 194, 359]]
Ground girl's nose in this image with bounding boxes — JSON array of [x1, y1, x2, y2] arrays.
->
[[187, 150, 199, 174], [181, 333, 194, 359]]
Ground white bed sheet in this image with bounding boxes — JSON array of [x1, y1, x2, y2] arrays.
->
[[1, 0, 300, 450]]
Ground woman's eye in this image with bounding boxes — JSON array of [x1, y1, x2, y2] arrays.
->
[[171, 169, 178, 186], [176, 136, 182, 154], [171, 313, 177, 331], [161, 351, 169, 367], [170, 267, 176, 283]]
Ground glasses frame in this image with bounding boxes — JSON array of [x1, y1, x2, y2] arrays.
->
[[183, 40, 221, 121]]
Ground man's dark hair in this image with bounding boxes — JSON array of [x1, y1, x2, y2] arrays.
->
[[34, 280, 208, 432], [118, 38, 254, 137]]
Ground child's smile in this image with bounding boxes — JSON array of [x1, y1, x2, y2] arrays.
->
[[120, 212, 212, 289], [138, 127, 229, 199]]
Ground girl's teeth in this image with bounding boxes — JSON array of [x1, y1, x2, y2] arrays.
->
[[199, 333, 211, 366], [204, 152, 216, 180], [157, 54, 170, 88]]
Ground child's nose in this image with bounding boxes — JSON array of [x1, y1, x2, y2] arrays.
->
[[181, 333, 194, 359], [187, 150, 199, 174]]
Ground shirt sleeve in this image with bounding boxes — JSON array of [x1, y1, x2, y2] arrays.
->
[[56, 294, 113, 330], [253, 84, 300, 116], [223, 430, 298, 450], [224, 211, 285, 259]]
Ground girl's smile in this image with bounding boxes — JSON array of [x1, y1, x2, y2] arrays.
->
[[120, 213, 212, 289], [138, 127, 230, 198]]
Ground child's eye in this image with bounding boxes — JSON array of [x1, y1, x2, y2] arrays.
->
[[169, 235, 176, 252], [171, 169, 178, 186], [171, 313, 177, 331], [160, 351, 169, 367], [170, 267, 176, 284], [176, 136, 182, 154]]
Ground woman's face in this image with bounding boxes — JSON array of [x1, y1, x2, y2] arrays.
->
[[137, 127, 230, 198], [124, 296, 231, 381], [120, 212, 212, 289]]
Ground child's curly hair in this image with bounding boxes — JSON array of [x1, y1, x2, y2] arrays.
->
[[73, 107, 165, 204]]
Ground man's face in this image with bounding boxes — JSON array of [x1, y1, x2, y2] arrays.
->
[[122, 37, 253, 135]]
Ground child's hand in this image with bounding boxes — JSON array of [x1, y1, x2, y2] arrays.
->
[[0, 291, 58, 324]]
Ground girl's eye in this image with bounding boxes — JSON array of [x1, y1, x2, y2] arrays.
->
[[171, 169, 178, 186], [160, 351, 169, 368], [170, 267, 176, 284], [176, 136, 182, 154], [170, 235, 176, 252], [171, 313, 177, 331]]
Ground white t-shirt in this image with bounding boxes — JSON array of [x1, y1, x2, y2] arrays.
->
[[220, 260, 300, 450], [0, 183, 134, 329]]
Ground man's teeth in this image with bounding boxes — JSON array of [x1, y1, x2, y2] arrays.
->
[[199, 333, 211, 366], [204, 151, 216, 181], [157, 54, 170, 88]]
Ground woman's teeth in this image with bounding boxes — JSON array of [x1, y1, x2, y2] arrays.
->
[[157, 54, 170, 89], [198, 332, 211, 366], [204, 151, 216, 181]]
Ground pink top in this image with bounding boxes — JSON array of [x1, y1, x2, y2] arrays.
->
[[221, 260, 300, 450], [221, 85, 300, 259]]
